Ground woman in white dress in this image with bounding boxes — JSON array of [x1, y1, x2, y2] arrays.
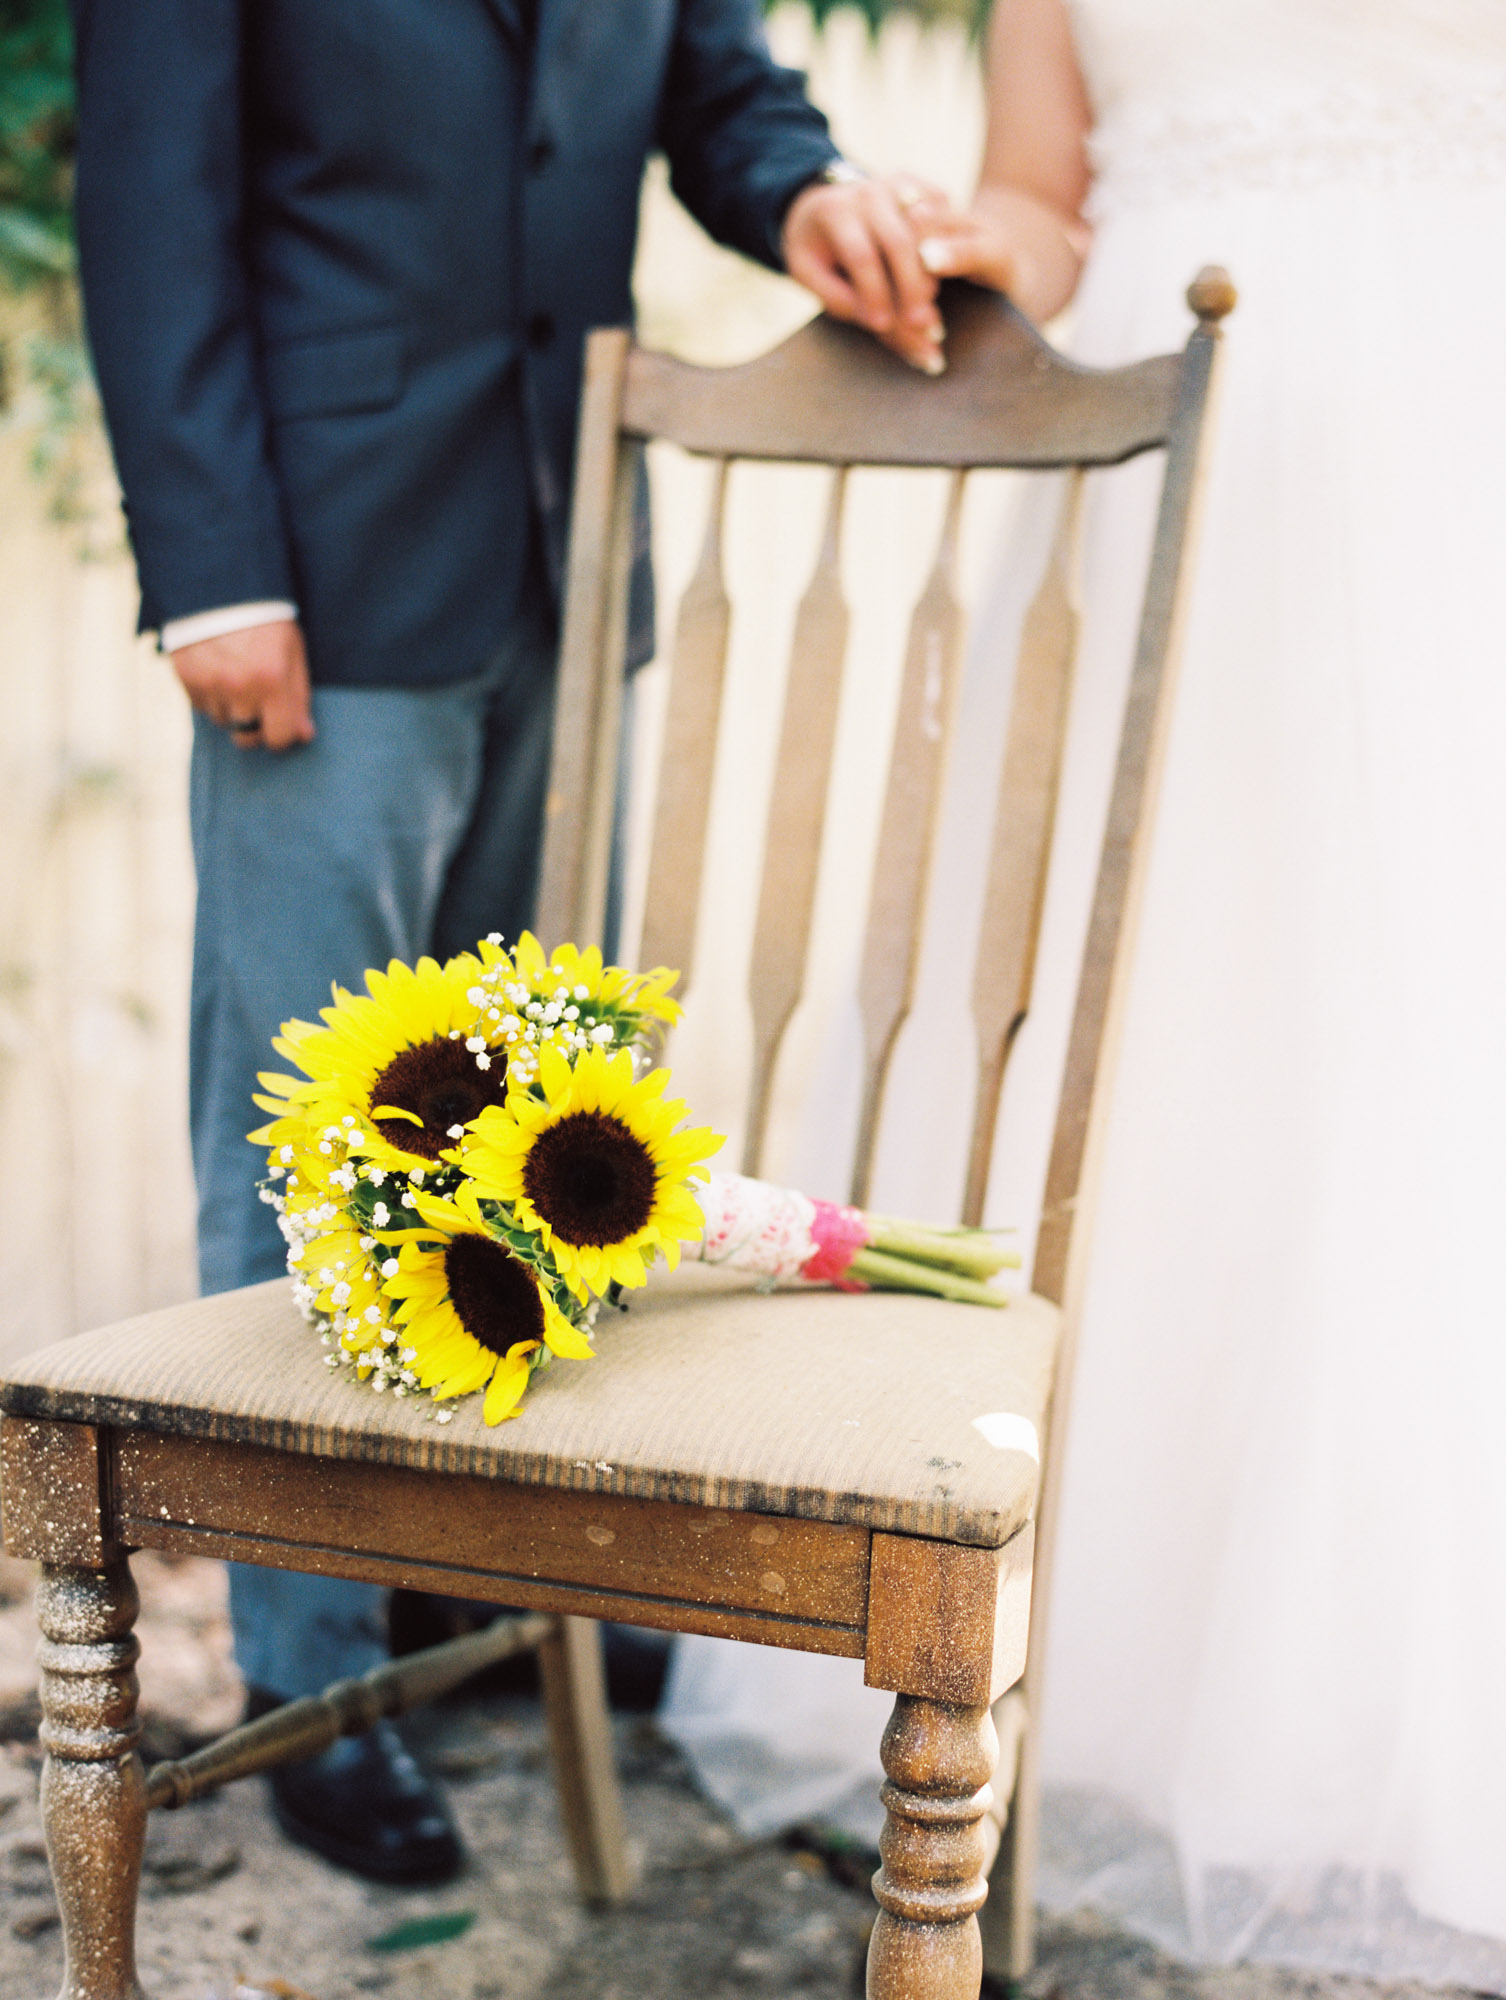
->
[[662, 0, 1506, 1979]]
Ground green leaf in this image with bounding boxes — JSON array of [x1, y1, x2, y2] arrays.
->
[[366, 1910, 477, 1953], [0, 204, 70, 275]]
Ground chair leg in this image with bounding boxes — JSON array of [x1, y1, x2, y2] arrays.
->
[[867, 1693, 998, 2000], [979, 1688, 1036, 1987], [37, 1560, 150, 2000], [537, 1615, 632, 1905]]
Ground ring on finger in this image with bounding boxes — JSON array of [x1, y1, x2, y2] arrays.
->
[[228, 717, 260, 735]]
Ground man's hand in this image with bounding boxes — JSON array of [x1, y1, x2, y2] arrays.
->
[[782, 172, 948, 374], [170, 618, 316, 752]]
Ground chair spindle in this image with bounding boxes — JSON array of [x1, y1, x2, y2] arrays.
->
[[962, 470, 1085, 1227], [849, 469, 968, 1208], [639, 456, 732, 1000], [742, 466, 851, 1175]]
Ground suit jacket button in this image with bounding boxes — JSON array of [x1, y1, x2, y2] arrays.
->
[[527, 312, 555, 350], [528, 133, 555, 172]]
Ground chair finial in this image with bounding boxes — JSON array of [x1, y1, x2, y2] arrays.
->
[[1187, 265, 1237, 324]]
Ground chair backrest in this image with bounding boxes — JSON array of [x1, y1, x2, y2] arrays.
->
[[536, 272, 1232, 1314]]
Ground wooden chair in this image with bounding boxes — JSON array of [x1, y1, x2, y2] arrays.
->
[[0, 271, 1231, 2000]]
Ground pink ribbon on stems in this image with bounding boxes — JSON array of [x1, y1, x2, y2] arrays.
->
[[800, 1200, 871, 1290], [692, 1173, 872, 1288]]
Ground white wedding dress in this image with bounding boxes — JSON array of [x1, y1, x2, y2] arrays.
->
[[661, 0, 1506, 1980]]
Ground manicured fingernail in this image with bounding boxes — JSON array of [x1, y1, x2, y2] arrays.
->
[[918, 238, 950, 274], [917, 351, 946, 377]]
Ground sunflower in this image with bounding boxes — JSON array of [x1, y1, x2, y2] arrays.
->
[[462, 1044, 722, 1297], [509, 930, 681, 1044], [450, 933, 682, 1095], [253, 955, 510, 1173], [383, 1185, 594, 1423]]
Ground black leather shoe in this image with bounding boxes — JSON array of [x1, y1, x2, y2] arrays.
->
[[246, 1690, 464, 1886]]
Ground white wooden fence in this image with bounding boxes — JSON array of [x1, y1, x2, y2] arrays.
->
[[0, 10, 984, 1360]]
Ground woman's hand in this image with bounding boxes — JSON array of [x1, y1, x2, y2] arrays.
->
[[899, 185, 1091, 326], [899, 0, 1093, 328]]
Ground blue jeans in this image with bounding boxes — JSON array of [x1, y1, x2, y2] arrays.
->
[[191, 600, 558, 1699]]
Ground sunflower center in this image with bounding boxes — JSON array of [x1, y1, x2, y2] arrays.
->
[[369, 1037, 508, 1160], [443, 1234, 545, 1357], [523, 1111, 657, 1247]]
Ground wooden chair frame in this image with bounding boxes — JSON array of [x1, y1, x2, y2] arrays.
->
[[537, 270, 1232, 1986], [0, 272, 1230, 2000]]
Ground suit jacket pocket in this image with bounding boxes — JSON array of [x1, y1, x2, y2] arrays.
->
[[263, 327, 404, 421]]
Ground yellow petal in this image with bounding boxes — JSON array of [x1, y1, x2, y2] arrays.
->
[[483, 1350, 535, 1424], [543, 1311, 595, 1360], [537, 1043, 573, 1104]]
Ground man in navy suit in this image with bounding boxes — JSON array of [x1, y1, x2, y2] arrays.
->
[[70, 0, 942, 1884]]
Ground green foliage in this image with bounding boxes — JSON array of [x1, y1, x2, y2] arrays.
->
[[20, 323, 93, 519], [782, 0, 987, 26], [0, 0, 75, 290], [1, 0, 95, 524]]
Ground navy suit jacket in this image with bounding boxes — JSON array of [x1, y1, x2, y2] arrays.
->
[[70, 0, 836, 685]]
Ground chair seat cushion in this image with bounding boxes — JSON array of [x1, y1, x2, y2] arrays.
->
[[0, 1267, 1058, 1547]]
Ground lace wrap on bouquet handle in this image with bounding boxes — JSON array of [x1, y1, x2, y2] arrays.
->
[[693, 1173, 870, 1289], [1086, 77, 1506, 217]]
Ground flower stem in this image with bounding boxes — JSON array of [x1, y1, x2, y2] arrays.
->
[[847, 1247, 1009, 1308], [865, 1219, 1021, 1282]]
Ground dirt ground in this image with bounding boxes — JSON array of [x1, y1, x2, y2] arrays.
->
[[0, 1552, 1481, 2000]]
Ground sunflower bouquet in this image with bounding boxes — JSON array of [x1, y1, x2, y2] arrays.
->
[[253, 933, 1016, 1426]]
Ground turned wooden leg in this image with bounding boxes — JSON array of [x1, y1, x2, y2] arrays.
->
[[37, 1561, 149, 2000], [867, 1694, 998, 2000]]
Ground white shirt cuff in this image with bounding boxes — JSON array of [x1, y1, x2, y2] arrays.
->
[[159, 601, 298, 653]]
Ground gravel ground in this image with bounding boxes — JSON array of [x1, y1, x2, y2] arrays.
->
[[0, 1553, 1481, 2000]]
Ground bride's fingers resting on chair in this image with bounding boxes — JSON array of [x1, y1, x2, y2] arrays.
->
[[914, 187, 1091, 325]]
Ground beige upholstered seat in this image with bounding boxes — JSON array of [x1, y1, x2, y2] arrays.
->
[[1, 1272, 1057, 1552]]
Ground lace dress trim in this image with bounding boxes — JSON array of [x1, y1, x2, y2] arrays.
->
[[1087, 79, 1506, 215]]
